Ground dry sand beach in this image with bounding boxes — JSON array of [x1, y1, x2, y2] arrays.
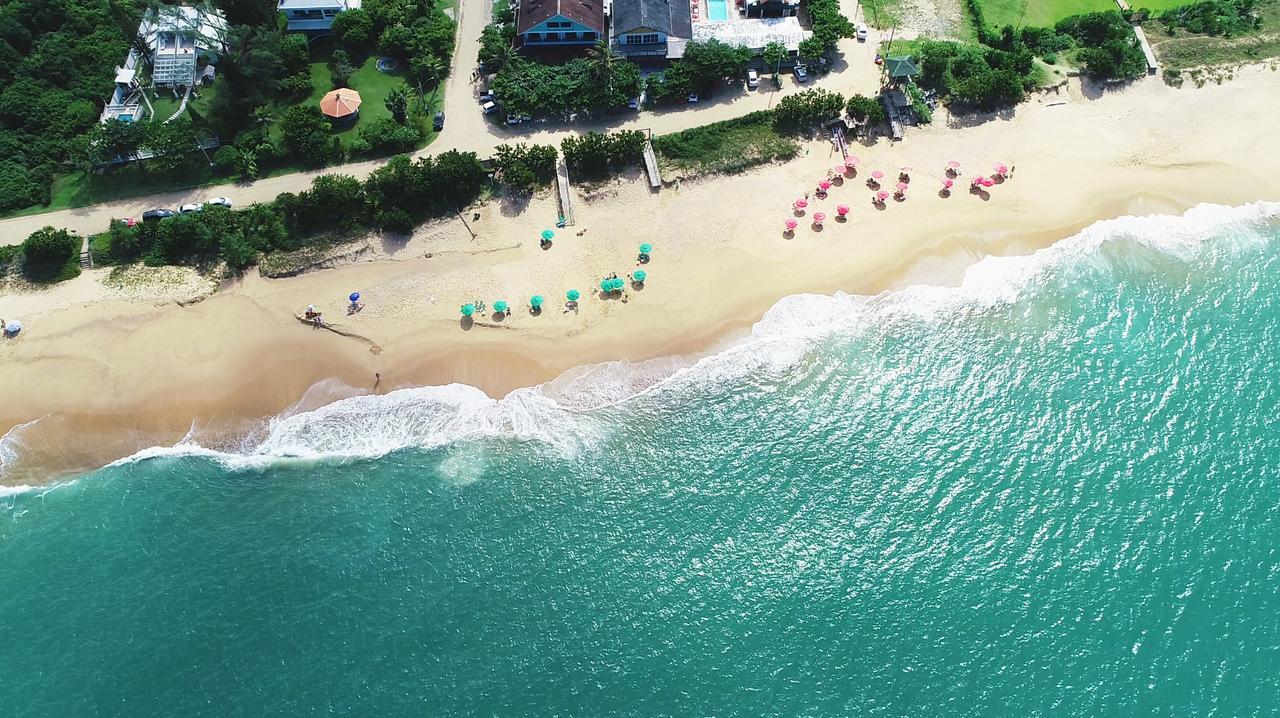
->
[[3, 65, 1280, 481]]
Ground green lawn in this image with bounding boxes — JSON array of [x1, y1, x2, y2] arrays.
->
[[300, 41, 415, 147], [977, 0, 1116, 29]]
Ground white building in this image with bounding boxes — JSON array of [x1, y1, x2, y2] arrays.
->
[[278, 0, 363, 31], [100, 4, 228, 124]]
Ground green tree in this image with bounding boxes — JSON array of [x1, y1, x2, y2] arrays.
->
[[85, 118, 147, 164], [773, 88, 845, 131], [762, 42, 787, 77], [331, 7, 375, 52], [142, 118, 198, 172], [280, 33, 310, 76], [329, 48, 356, 88], [279, 105, 333, 166], [21, 226, 79, 281], [385, 84, 411, 123], [845, 94, 886, 123]]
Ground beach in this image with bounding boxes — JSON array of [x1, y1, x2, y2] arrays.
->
[[3, 64, 1280, 482]]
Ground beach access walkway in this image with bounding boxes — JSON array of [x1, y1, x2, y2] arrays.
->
[[555, 156, 575, 226], [642, 138, 661, 189]]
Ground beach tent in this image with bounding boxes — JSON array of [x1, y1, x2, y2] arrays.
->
[[319, 89, 362, 120]]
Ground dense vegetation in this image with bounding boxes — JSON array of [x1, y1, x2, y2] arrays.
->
[[20, 227, 82, 282], [772, 89, 846, 131], [0, 0, 136, 213], [493, 143, 558, 194], [845, 94, 887, 124], [83, 150, 488, 270], [560, 131, 645, 179], [491, 41, 642, 117], [798, 0, 858, 60], [646, 40, 753, 103], [1158, 0, 1262, 36], [1, 0, 456, 216], [653, 111, 799, 175]]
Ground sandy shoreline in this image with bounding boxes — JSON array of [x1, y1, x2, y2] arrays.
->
[[3, 66, 1280, 483]]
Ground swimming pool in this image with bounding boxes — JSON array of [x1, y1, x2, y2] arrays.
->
[[706, 0, 729, 21]]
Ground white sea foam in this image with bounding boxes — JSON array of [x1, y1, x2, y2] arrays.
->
[[96, 202, 1280, 472]]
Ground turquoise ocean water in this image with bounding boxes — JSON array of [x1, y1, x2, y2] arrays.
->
[[3, 204, 1280, 716]]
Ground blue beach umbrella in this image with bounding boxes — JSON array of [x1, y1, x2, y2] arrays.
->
[[494, 300, 509, 313], [601, 279, 613, 292], [542, 229, 555, 241], [632, 270, 646, 283], [349, 292, 360, 303], [460, 303, 475, 316], [567, 289, 581, 301], [530, 295, 545, 308], [639, 243, 652, 254]]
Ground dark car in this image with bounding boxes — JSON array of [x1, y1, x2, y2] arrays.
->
[[141, 208, 174, 222], [433, 111, 445, 131]]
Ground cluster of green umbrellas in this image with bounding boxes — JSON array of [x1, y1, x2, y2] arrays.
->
[[600, 278, 625, 293], [458, 242, 652, 317]]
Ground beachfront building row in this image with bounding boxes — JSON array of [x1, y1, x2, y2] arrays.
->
[[515, 0, 809, 60]]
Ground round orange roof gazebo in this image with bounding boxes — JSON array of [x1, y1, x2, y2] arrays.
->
[[319, 89, 362, 120]]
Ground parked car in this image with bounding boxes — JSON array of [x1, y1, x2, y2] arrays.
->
[[686, 93, 700, 103], [141, 208, 173, 222], [179, 202, 203, 214], [793, 64, 809, 82], [505, 114, 521, 125], [481, 100, 497, 114], [433, 111, 445, 130], [857, 23, 868, 41], [746, 69, 759, 89], [206, 197, 232, 208], [479, 90, 494, 103], [116, 217, 137, 227], [627, 93, 642, 110]]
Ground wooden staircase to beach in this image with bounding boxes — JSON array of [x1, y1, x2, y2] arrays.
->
[[555, 156, 575, 226], [642, 139, 661, 189]]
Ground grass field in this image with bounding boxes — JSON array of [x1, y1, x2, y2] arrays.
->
[[654, 111, 799, 175], [977, 0, 1113, 29]]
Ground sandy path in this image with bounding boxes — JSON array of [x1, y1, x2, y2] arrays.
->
[[0, 10, 888, 240]]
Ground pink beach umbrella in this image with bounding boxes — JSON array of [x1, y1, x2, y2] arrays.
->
[[899, 166, 913, 175], [980, 177, 996, 187], [835, 164, 848, 175], [994, 163, 1009, 176], [943, 178, 955, 189], [895, 182, 908, 191], [870, 170, 884, 180], [845, 156, 860, 168], [876, 190, 889, 202], [795, 198, 808, 209], [836, 203, 850, 216], [812, 212, 826, 226], [819, 180, 832, 191], [971, 175, 984, 186], [785, 218, 798, 230], [948, 160, 961, 169]]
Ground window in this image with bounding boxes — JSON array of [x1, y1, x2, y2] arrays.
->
[[323, 8, 338, 16], [545, 32, 560, 40], [625, 32, 660, 44], [528, 32, 542, 41], [564, 31, 578, 40], [582, 32, 596, 40], [547, 20, 569, 28]]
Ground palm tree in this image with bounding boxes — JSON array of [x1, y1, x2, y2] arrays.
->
[[586, 39, 618, 84], [491, 43, 520, 73]]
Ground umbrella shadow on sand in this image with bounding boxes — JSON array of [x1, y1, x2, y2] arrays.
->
[[460, 316, 474, 331], [970, 187, 992, 201]]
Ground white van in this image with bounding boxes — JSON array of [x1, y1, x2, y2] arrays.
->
[[482, 101, 497, 114], [746, 69, 759, 89]]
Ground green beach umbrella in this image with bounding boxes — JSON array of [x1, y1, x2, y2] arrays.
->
[[632, 270, 647, 283], [601, 279, 613, 292], [612, 278, 626, 291], [639, 243, 652, 254], [530, 294, 544, 308], [460, 303, 475, 317], [542, 229, 555, 241], [493, 300, 509, 313], [567, 289, 580, 301]]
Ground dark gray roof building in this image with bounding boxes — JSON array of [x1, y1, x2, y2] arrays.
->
[[611, 0, 692, 38]]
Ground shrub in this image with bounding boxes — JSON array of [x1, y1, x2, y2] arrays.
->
[[331, 7, 375, 52], [279, 106, 333, 166], [330, 49, 356, 89], [212, 145, 239, 172], [357, 118, 422, 155], [773, 88, 845, 131], [560, 130, 645, 178], [1159, 0, 1260, 37], [494, 143, 558, 193], [845, 94, 887, 123], [22, 226, 80, 282], [0, 244, 21, 270]]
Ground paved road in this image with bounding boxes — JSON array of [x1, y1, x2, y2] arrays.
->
[[0, 0, 882, 239]]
